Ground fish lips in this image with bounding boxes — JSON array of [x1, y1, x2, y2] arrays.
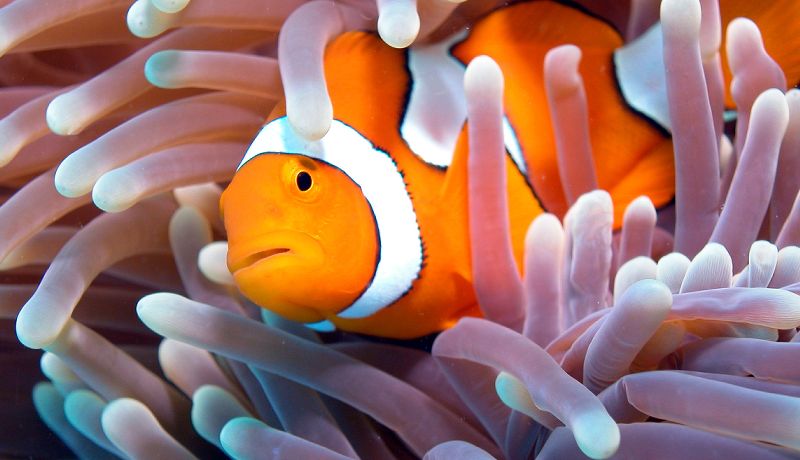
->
[[227, 231, 323, 275]]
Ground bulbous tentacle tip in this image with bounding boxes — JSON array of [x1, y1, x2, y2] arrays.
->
[[144, 50, 181, 88], [127, 0, 173, 39], [31, 381, 60, 408], [46, 94, 80, 136], [572, 190, 613, 215], [219, 417, 268, 457], [16, 307, 58, 351], [660, 0, 701, 37], [378, 2, 420, 49], [39, 352, 74, 382], [525, 213, 563, 248], [286, 94, 333, 141], [572, 409, 620, 460], [614, 257, 659, 299], [192, 384, 222, 405], [726, 18, 761, 47], [626, 195, 657, 219], [752, 88, 790, 124], [191, 384, 251, 446], [63, 388, 103, 410], [139, 290, 185, 308], [53, 161, 89, 198], [101, 397, 146, 430], [750, 240, 779, 264], [544, 44, 583, 93], [622, 278, 673, 310], [136, 292, 184, 326], [198, 241, 235, 286], [495, 371, 525, 410], [700, 242, 729, 256], [680, 242, 733, 292], [464, 55, 504, 98], [92, 173, 134, 214], [657, 252, 692, 292]]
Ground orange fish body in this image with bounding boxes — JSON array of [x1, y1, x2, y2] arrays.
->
[[222, 1, 799, 339]]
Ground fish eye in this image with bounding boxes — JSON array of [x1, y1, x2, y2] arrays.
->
[[296, 171, 312, 192]]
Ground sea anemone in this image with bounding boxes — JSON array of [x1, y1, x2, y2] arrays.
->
[[1, 0, 800, 459]]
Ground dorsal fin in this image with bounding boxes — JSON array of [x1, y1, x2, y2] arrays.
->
[[322, 30, 410, 154]]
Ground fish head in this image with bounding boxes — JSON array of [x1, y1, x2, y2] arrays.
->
[[221, 151, 379, 323]]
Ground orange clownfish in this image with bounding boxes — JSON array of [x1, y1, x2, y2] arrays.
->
[[221, 1, 800, 339]]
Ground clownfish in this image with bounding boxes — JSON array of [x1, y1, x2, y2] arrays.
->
[[221, 0, 800, 339]]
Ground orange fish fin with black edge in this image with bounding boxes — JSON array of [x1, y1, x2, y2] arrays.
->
[[322, 30, 411, 153], [452, 1, 672, 227], [719, 0, 800, 107]]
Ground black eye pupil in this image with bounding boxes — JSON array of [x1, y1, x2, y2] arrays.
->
[[296, 171, 312, 191]]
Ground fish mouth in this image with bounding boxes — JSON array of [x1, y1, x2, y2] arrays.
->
[[227, 231, 324, 275], [229, 247, 291, 273]]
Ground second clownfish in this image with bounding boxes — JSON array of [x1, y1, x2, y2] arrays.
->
[[221, 0, 800, 339]]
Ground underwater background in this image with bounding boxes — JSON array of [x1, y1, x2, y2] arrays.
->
[[1, 0, 800, 459]]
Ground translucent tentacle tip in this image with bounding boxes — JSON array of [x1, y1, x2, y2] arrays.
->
[[16, 296, 63, 350], [544, 45, 583, 95], [286, 91, 333, 141], [145, 50, 182, 88], [572, 410, 620, 459], [660, 0, 701, 37], [220, 417, 271, 458], [137, 292, 183, 329], [752, 88, 790, 122], [726, 18, 763, 62], [54, 158, 91, 198], [464, 55, 504, 100], [199, 242, 235, 286], [625, 195, 657, 222], [64, 389, 105, 421], [495, 371, 537, 415], [127, 0, 174, 38], [93, 171, 136, 213], [101, 398, 165, 447], [192, 386, 239, 447], [378, 2, 420, 48], [46, 93, 83, 136]]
